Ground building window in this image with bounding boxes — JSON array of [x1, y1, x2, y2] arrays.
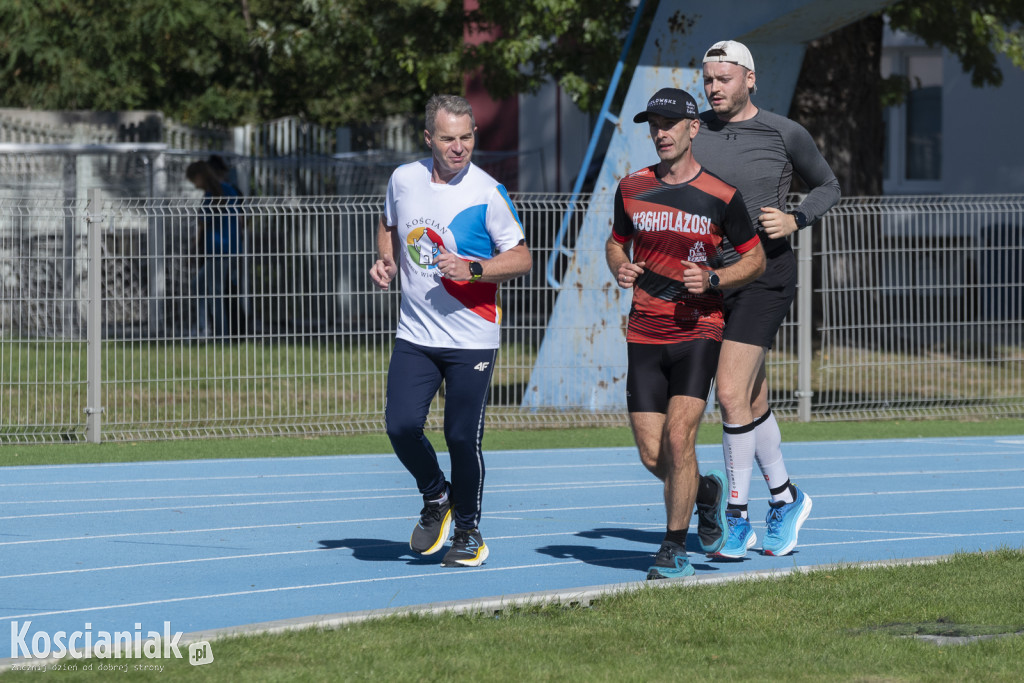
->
[[882, 49, 943, 191], [905, 54, 943, 180]]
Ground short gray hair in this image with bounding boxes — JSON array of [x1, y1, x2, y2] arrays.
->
[[425, 94, 475, 135]]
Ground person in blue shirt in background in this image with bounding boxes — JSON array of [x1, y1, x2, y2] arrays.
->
[[186, 160, 241, 338]]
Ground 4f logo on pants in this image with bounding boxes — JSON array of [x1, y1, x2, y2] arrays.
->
[[474, 362, 490, 372]]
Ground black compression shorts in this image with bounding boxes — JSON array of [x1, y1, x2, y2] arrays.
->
[[722, 248, 797, 349], [626, 339, 721, 413]]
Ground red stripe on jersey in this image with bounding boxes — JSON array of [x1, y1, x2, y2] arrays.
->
[[734, 234, 761, 255], [689, 169, 741, 205], [441, 279, 499, 323]]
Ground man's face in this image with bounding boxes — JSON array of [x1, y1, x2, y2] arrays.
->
[[425, 111, 476, 182], [703, 61, 754, 119], [648, 114, 698, 163]]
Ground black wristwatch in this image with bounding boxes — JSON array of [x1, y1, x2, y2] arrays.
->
[[791, 211, 808, 229], [707, 270, 720, 290], [468, 261, 484, 282]]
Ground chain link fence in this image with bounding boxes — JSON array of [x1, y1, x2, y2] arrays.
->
[[1, 191, 1022, 443]]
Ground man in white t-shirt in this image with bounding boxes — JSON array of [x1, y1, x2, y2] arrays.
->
[[369, 94, 532, 568]]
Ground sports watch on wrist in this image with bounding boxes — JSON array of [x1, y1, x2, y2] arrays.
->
[[791, 211, 808, 229], [707, 270, 720, 290], [468, 261, 483, 282]]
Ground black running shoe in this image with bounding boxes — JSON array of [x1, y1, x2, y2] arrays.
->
[[441, 528, 489, 567], [695, 470, 728, 554], [409, 488, 452, 555]]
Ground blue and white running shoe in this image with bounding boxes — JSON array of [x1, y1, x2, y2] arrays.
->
[[646, 541, 695, 580], [762, 486, 812, 556], [713, 511, 757, 559]]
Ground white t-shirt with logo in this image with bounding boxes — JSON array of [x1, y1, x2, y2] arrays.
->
[[384, 159, 525, 350]]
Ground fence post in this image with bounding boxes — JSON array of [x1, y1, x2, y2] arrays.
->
[[148, 155, 166, 336], [796, 227, 813, 422], [62, 155, 77, 335], [85, 188, 104, 443]]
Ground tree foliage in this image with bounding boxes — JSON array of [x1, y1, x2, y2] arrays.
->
[[463, 0, 643, 113], [0, 0, 254, 123], [0, 0, 638, 127], [888, 0, 1024, 89], [789, 0, 1024, 196], [245, 0, 465, 127]]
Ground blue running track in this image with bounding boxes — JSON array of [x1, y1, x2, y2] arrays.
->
[[2, 435, 1023, 660]]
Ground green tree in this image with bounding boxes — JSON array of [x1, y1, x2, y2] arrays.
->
[[242, 0, 465, 127], [463, 0, 645, 114], [888, 0, 1024, 90], [790, 0, 1024, 196], [0, 0, 255, 124], [0, 0, 639, 128]]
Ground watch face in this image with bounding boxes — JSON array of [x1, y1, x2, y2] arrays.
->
[[469, 262, 483, 277], [709, 272, 720, 288]]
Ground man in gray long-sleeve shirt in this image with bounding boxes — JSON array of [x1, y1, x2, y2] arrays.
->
[[692, 40, 841, 559]]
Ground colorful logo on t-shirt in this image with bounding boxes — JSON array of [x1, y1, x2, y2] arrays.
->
[[406, 227, 445, 269], [406, 220, 498, 323]]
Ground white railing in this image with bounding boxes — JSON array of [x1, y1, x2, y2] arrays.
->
[[0, 192, 1022, 443], [1, 109, 419, 157]]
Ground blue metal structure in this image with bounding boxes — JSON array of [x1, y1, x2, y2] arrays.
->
[[546, 0, 648, 290]]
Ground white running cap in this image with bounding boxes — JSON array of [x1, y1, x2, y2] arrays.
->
[[703, 40, 755, 72]]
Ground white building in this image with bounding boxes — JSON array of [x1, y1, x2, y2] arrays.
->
[[882, 23, 1024, 195]]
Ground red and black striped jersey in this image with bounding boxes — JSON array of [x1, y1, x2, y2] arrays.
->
[[611, 165, 759, 344]]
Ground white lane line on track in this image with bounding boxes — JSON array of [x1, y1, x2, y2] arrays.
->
[[3, 462, 1022, 509], [0, 527, 654, 581], [2, 527, 1021, 623], [795, 526, 952, 537], [2, 435, 1019, 472], [15, 484, 1020, 523], [0, 482, 662, 521], [3, 497, 1021, 551], [0, 503, 671, 546], [4, 483, 1024, 529], [3, 450, 1021, 489], [0, 463, 647, 488], [796, 529, 1024, 548], [755, 449, 1024, 463], [0, 479, 654, 506], [0, 558, 594, 622], [2, 516, 1020, 583]]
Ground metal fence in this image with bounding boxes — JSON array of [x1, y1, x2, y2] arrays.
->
[[0, 145, 537, 202], [815, 195, 1023, 419], [1, 192, 1022, 443]]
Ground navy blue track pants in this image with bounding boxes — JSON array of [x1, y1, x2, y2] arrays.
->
[[384, 338, 496, 530]]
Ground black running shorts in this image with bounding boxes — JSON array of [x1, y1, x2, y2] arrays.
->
[[626, 339, 721, 413], [722, 248, 797, 349]]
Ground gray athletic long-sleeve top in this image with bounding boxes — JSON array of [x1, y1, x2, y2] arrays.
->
[[693, 108, 841, 259]]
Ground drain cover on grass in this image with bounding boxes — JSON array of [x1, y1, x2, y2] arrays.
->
[[860, 619, 1024, 645]]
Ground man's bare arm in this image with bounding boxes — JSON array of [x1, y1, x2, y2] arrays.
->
[[369, 216, 400, 289]]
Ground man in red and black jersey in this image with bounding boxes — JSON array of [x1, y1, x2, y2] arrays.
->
[[606, 87, 765, 580]]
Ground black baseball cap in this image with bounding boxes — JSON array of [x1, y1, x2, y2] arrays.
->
[[633, 88, 699, 123]]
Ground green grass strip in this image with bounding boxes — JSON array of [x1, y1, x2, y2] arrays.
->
[[6, 549, 1022, 681], [4, 417, 1024, 467]]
